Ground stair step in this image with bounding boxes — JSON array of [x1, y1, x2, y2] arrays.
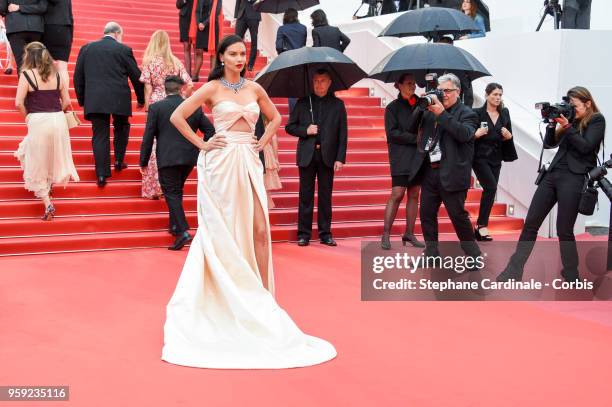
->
[[0, 216, 523, 256]]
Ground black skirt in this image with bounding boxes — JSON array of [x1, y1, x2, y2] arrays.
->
[[195, 21, 219, 51], [42, 24, 73, 62], [391, 162, 426, 188]]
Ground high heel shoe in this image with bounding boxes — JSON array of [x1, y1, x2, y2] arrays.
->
[[380, 234, 391, 250], [475, 226, 493, 241], [402, 233, 425, 248], [41, 205, 55, 221]]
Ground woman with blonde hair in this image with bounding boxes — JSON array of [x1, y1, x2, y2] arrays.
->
[[140, 29, 193, 199], [14, 41, 79, 220]]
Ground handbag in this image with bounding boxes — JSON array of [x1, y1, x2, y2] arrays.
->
[[578, 179, 598, 215], [64, 105, 81, 129]]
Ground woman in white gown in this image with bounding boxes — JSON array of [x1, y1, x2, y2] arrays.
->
[[162, 35, 337, 369]]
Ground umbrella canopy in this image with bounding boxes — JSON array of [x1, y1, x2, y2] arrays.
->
[[369, 43, 491, 84], [379, 7, 479, 39], [255, 46, 367, 98], [253, 0, 319, 13]]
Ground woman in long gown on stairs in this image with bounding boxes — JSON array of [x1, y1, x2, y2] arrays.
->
[[162, 35, 336, 369]]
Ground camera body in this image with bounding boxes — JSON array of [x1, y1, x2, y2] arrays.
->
[[416, 73, 444, 109], [535, 97, 576, 123]]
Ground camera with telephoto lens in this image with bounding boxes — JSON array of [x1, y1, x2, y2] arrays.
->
[[535, 97, 576, 123], [416, 73, 445, 109]]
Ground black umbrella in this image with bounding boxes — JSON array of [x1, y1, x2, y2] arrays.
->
[[253, 0, 319, 13], [255, 46, 367, 98], [379, 7, 479, 40], [369, 43, 491, 84]]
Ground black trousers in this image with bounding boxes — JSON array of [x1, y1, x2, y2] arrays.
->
[[419, 164, 480, 256], [562, 0, 592, 29], [89, 113, 130, 178], [158, 165, 193, 234], [507, 167, 583, 273], [472, 159, 501, 227], [235, 18, 259, 68], [7, 31, 42, 72], [298, 149, 334, 240]]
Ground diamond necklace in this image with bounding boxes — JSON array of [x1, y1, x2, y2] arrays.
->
[[220, 76, 245, 94]]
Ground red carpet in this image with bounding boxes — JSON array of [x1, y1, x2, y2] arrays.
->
[[1, 240, 611, 407], [0, 0, 523, 255]]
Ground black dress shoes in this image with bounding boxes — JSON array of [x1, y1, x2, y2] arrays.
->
[[297, 238, 310, 246], [169, 232, 192, 250], [320, 237, 337, 246], [114, 161, 127, 171], [96, 176, 107, 187]]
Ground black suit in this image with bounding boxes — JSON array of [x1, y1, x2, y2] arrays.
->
[[43, 0, 71, 24], [0, 0, 47, 71], [74, 36, 145, 178], [234, 0, 260, 69], [472, 106, 517, 226], [312, 25, 351, 53], [140, 94, 215, 234], [286, 94, 348, 240], [505, 113, 606, 279], [417, 101, 480, 255]]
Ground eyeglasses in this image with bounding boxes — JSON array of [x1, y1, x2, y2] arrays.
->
[[439, 88, 459, 94]]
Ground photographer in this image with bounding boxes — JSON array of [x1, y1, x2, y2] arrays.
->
[[562, 0, 592, 30], [416, 73, 481, 258], [473, 83, 517, 241], [498, 87, 606, 283]]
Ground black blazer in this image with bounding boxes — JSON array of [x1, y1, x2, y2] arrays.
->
[[44, 0, 72, 25], [473, 106, 518, 164], [419, 101, 479, 192], [275, 22, 307, 54], [74, 36, 145, 118], [140, 94, 215, 169], [384, 95, 425, 177], [545, 113, 606, 175], [285, 94, 348, 168], [0, 0, 47, 34], [312, 25, 351, 52], [234, 0, 260, 21]]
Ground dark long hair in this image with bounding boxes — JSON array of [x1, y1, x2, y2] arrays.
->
[[310, 9, 328, 27], [207, 35, 247, 82], [484, 82, 504, 113], [283, 8, 298, 24]]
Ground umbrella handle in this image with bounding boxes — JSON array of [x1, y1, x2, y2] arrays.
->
[[309, 96, 314, 123]]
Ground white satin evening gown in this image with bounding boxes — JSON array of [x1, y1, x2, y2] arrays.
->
[[161, 100, 337, 369]]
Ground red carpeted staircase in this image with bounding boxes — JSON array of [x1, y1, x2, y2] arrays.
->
[[0, 0, 522, 255]]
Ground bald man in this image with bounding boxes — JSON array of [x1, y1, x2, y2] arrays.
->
[[74, 22, 145, 186]]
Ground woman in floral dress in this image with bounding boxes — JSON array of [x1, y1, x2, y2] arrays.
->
[[140, 30, 193, 199]]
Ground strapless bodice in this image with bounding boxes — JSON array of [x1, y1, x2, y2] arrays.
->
[[211, 100, 260, 134]]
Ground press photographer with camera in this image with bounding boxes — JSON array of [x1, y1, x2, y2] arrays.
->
[[415, 73, 482, 259], [472, 83, 517, 241], [497, 86, 606, 283]]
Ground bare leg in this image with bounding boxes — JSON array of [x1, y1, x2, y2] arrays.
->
[[192, 49, 203, 80], [252, 184, 270, 291], [182, 42, 191, 76]]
